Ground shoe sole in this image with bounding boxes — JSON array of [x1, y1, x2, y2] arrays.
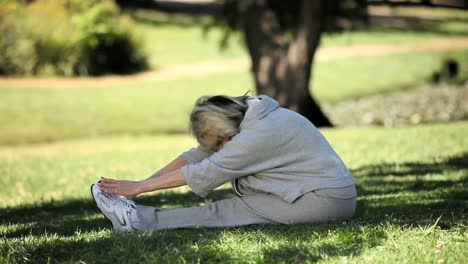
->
[[90, 183, 114, 228]]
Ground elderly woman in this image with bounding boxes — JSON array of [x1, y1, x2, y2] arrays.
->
[[91, 95, 356, 231]]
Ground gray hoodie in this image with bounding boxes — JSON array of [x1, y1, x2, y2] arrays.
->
[[180, 95, 355, 203]]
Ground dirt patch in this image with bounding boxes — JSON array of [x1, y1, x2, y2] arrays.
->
[[324, 82, 468, 127], [1, 36, 467, 89]]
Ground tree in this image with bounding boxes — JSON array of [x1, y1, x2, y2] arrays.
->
[[116, 0, 368, 127], [231, 0, 330, 126]]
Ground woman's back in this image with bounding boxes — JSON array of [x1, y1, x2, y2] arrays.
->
[[182, 95, 355, 203]]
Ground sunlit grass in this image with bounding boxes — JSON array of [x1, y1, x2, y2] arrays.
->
[[0, 122, 466, 207], [0, 121, 466, 263], [1, 48, 467, 145], [0, 134, 196, 206], [312, 48, 468, 102], [0, 72, 251, 145], [136, 22, 247, 69]]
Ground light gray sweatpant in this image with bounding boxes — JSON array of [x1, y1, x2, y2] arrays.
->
[[131, 185, 356, 231]]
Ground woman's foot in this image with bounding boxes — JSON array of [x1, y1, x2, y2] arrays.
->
[[90, 183, 137, 232]]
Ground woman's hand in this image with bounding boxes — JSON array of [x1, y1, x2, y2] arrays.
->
[[98, 177, 143, 197]]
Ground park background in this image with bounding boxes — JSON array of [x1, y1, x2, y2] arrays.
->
[[0, 0, 467, 263]]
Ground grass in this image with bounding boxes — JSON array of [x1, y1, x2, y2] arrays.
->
[[0, 72, 251, 145], [1, 121, 467, 263], [135, 22, 247, 69], [312, 48, 468, 103], [130, 8, 468, 69], [1, 48, 467, 145], [137, 22, 468, 70]]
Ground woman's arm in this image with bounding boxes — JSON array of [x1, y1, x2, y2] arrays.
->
[[147, 156, 187, 179], [99, 169, 186, 197], [98, 146, 214, 196], [98, 156, 188, 196], [140, 169, 186, 193], [145, 145, 214, 179]]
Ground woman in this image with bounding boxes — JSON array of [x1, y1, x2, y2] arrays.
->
[[91, 95, 356, 231]]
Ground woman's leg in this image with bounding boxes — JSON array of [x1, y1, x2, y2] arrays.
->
[[131, 196, 278, 231], [130, 185, 356, 231], [240, 185, 357, 225]]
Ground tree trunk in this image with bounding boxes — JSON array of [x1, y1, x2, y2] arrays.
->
[[239, 0, 332, 127]]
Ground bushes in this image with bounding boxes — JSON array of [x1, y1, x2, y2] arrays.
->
[[0, 0, 148, 76]]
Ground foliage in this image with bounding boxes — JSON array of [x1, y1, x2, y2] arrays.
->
[[0, 122, 467, 263], [0, 0, 147, 76]]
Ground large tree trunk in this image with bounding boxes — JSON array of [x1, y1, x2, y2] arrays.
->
[[239, 0, 332, 127]]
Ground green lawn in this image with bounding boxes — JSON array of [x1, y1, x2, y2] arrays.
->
[[1, 48, 467, 145], [138, 22, 468, 69], [130, 8, 468, 69], [312, 48, 468, 103], [136, 22, 247, 69], [1, 121, 467, 263]]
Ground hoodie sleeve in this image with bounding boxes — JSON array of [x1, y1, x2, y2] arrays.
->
[[178, 146, 214, 164], [181, 130, 277, 197]]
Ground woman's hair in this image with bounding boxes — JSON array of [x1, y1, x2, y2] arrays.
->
[[190, 95, 249, 151]]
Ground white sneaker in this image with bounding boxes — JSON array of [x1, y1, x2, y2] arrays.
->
[[90, 183, 137, 232]]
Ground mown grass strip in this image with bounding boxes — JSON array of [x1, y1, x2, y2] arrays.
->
[[1, 49, 467, 145]]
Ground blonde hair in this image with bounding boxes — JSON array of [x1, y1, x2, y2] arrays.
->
[[190, 95, 249, 151]]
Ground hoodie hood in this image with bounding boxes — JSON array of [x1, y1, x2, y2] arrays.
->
[[242, 95, 279, 126]]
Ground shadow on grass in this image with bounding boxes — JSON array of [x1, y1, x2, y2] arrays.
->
[[367, 15, 468, 36], [128, 9, 210, 29], [262, 230, 384, 264], [23, 229, 237, 263], [0, 191, 387, 263], [350, 152, 468, 229], [352, 153, 468, 178], [0, 189, 236, 237], [352, 152, 468, 195], [1, 153, 467, 263], [3, 223, 387, 263]]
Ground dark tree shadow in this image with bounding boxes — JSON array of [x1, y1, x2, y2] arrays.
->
[[0, 189, 235, 238], [350, 152, 468, 228], [352, 152, 468, 178], [352, 152, 468, 196], [8, 228, 236, 263], [10, 223, 387, 264]]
